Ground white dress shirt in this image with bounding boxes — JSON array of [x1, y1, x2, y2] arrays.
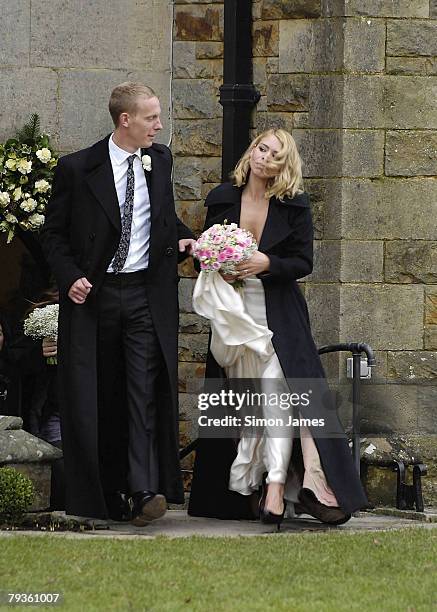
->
[[107, 134, 151, 272]]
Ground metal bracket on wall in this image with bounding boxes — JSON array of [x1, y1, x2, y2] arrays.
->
[[392, 460, 427, 513]]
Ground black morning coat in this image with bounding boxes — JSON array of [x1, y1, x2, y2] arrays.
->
[[41, 135, 194, 518], [188, 182, 369, 518]]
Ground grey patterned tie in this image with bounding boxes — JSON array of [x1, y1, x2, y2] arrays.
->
[[112, 154, 136, 273]]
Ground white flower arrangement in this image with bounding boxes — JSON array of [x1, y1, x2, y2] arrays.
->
[[0, 114, 58, 243], [141, 154, 152, 172], [23, 304, 59, 365]]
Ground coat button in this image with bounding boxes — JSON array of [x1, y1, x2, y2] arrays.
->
[[165, 247, 174, 257], [89, 233, 96, 241]]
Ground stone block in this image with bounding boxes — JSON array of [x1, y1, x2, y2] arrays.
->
[[175, 5, 223, 42], [343, 76, 384, 128], [387, 20, 437, 57], [341, 241, 384, 283], [178, 277, 196, 313], [383, 77, 437, 129], [385, 131, 437, 176], [253, 20, 279, 57], [194, 59, 223, 80], [324, 0, 429, 17], [178, 361, 206, 392], [0, 1, 30, 67], [343, 18, 386, 73], [385, 241, 437, 284], [293, 130, 384, 178], [173, 119, 222, 156], [266, 74, 309, 111], [58, 70, 124, 151], [305, 178, 343, 239], [386, 57, 437, 76], [279, 20, 343, 73], [0, 429, 62, 464], [253, 57, 267, 96], [261, 0, 322, 19], [196, 42, 223, 59], [31, 0, 171, 70], [387, 352, 437, 383], [178, 333, 209, 362], [340, 285, 424, 350], [0, 68, 58, 146], [306, 240, 341, 282], [178, 257, 197, 278], [308, 76, 344, 128], [0, 416, 23, 431], [341, 178, 437, 240], [293, 112, 310, 129], [425, 287, 437, 325], [432, 0, 437, 17], [174, 157, 202, 199], [176, 200, 205, 235], [173, 42, 197, 78], [425, 328, 437, 350], [264, 112, 294, 132], [305, 284, 341, 346], [179, 313, 210, 334], [173, 79, 220, 119]]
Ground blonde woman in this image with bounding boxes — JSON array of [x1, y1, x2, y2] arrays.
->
[[188, 129, 368, 527]]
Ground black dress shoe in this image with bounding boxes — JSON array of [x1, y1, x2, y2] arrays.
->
[[259, 474, 286, 531], [105, 491, 132, 522], [296, 488, 351, 525], [131, 490, 167, 526]]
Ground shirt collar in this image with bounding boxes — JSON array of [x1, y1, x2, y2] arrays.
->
[[109, 134, 141, 166]]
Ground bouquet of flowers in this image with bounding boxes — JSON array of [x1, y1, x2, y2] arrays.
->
[[193, 221, 257, 284], [0, 114, 58, 243], [23, 304, 59, 365]]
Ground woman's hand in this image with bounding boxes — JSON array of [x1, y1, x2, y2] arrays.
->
[[42, 337, 57, 358], [234, 251, 270, 279]]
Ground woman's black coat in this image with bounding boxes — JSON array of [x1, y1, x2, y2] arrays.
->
[[188, 183, 368, 518]]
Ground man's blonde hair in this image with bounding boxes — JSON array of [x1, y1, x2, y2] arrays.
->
[[231, 129, 303, 200], [109, 82, 156, 126]]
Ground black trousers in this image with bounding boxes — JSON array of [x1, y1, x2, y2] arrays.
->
[[96, 270, 164, 496]]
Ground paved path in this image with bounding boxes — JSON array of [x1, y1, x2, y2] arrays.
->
[[1, 510, 436, 540]]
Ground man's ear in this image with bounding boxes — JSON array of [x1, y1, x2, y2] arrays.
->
[[119, 112, 129, 128]]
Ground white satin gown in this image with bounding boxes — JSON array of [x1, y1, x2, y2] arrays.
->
[[193, 271, 338, 507]]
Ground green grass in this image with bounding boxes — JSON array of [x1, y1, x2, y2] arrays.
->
[[0, 529, 435, 611]]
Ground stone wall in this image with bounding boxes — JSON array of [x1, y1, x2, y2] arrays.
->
[[0, 0, 174, 152], [174, 1, 437, 503]]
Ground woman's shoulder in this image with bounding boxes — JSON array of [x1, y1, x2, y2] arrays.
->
[[204, 182, 241, 207], [277, 190, 310, 208]]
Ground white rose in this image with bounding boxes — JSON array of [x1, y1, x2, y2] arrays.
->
[[34, 179, 50, 193], [20, 198, 37, 212], [5, 213, 18, 224], [142, 154, 152, 171], [0, 192, 10, 207], [28, 212, 45, 228], [36, 148, 52, 163], [17, 158, 32, 174], [13, 187, 22, 201], [5, 158, 17, 170]]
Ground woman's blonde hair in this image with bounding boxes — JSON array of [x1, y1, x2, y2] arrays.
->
[[231, 129, 303, 200]]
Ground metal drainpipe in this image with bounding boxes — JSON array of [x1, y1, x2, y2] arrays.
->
[[219, 0, 261, 182]]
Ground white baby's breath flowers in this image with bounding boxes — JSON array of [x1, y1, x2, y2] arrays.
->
[[20, 198, 37, 212], [34, 179, 50, 193], [36, 148, 52, 163], [0, 192, 10, 207], [17, 158, 32, 174], [142, 154, 152, 171], [28, 212, 45, 228]]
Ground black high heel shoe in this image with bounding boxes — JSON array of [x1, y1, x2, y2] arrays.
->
[[259, 474, 287, 531]]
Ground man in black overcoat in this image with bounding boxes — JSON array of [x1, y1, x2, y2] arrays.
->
[[41, 82, 195, 522]]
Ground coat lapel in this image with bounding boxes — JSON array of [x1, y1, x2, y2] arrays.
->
[[258, 200, 294, 252], [85, 136, 121, 232]]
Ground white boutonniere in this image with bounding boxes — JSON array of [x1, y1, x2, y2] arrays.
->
[[142, 154, 152, 172]]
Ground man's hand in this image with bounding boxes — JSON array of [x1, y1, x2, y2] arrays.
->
[[234, 251, 270, 279], [42, 337, 57, 358], [68, 277, 92, 304], [178, 238, 196, 256]]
